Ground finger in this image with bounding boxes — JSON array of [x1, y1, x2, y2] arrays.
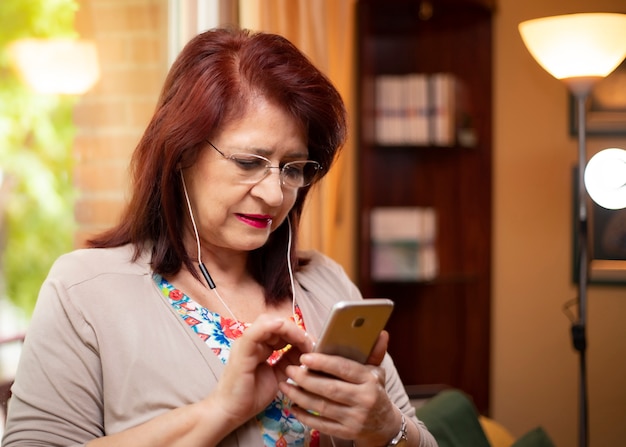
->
[[273, 346, 307, 382], [294, 330, 388, 380], [282, 386, 366, 442], [366, 330, 389, 366], [288, 404, 349, 438], [280, 377, 344, 422], [297, 352, 375, 384], [368, 367, 386, 386], [232, 315, 313, 362], [284, 362, 384, 408]]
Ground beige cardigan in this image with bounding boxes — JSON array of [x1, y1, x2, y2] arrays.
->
[[3, 245, 436, 447]]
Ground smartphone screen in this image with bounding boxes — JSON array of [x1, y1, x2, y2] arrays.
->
[[314, 299, 394, 364]]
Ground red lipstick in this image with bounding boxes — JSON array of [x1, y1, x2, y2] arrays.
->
[[236, 214, 273, 229]]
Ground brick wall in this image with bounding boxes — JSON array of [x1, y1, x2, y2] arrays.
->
[[72, 0, 168, 247]]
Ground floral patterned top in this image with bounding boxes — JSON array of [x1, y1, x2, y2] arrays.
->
[[154, 274, 319, 447]]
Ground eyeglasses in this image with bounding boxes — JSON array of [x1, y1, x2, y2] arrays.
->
[[207, 141, 322, 188]]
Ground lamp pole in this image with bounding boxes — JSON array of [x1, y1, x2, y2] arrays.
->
[[573, 88, 590, 447], [567, 77, 600, 447]]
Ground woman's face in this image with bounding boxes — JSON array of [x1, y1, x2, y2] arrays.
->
[[182, 96, 308, 257]]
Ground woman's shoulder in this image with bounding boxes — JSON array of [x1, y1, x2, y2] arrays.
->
[[297, 250, 348, 279], [48, 244, 150, 286], [298, 249, 348, 269], [296, 250, 361, 300]]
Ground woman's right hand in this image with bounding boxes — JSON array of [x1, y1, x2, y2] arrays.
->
[[88, 314, 312, 447], [207, 314, 314, 429]]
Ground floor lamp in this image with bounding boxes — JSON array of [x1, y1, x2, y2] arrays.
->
[[519, 12, 626, 447]]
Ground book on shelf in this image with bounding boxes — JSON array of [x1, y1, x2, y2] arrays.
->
[[373, 72, 472, 147], [406, 73, 430, 145], [375, 74, 402, 145], [429, 72, 455, 147], [370, 207, 438, 281], [375, 74, 429, 145]]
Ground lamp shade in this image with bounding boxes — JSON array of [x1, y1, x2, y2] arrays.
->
[[10, 38, 100, 95], [519, 13, 626, 80], [584, 148, 626, 210]]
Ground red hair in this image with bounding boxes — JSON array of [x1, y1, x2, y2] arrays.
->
[[88, 28, 347, 304]]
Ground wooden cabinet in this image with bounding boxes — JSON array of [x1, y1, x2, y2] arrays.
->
[[355, 0, 494, 413]]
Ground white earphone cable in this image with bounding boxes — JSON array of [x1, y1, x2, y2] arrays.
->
[[181, 171, 238, 321], [181, 171, 203, 265], [181, 170, 297, 321], [286, 215, 297, 315]]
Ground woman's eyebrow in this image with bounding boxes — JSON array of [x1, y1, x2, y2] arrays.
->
[[251, 147, 309, 159]]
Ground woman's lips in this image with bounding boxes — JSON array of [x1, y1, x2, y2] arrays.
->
[[236, 214, 273, 229]]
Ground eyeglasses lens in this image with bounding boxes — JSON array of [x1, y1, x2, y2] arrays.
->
[[229, 154, 320, 187]]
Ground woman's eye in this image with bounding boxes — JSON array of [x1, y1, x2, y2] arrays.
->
[[233, 156, 266, 171], [283, 164, 304, 179]]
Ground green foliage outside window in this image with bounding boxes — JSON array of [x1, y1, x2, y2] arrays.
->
[[0, 0, 79, 315]]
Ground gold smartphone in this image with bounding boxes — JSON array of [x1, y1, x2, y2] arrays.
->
[[314, 299, 394, 364]]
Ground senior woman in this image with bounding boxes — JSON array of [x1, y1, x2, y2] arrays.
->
[[2, 28, 437, 447]]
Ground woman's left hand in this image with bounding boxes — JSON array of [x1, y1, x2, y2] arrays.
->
[[278, 330, 403, 447]]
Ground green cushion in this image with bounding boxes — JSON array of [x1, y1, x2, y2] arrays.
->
[[414, 389, 491, 447], [512, 427, 556, 447]]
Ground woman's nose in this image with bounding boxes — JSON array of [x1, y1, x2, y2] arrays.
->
[[251, 169, 284, 206]]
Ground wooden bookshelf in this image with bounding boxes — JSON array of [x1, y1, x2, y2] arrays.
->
[[355, 0, 494, 413]]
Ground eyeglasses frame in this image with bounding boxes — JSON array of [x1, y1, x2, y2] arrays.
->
[[206, 140, 322, 188]]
